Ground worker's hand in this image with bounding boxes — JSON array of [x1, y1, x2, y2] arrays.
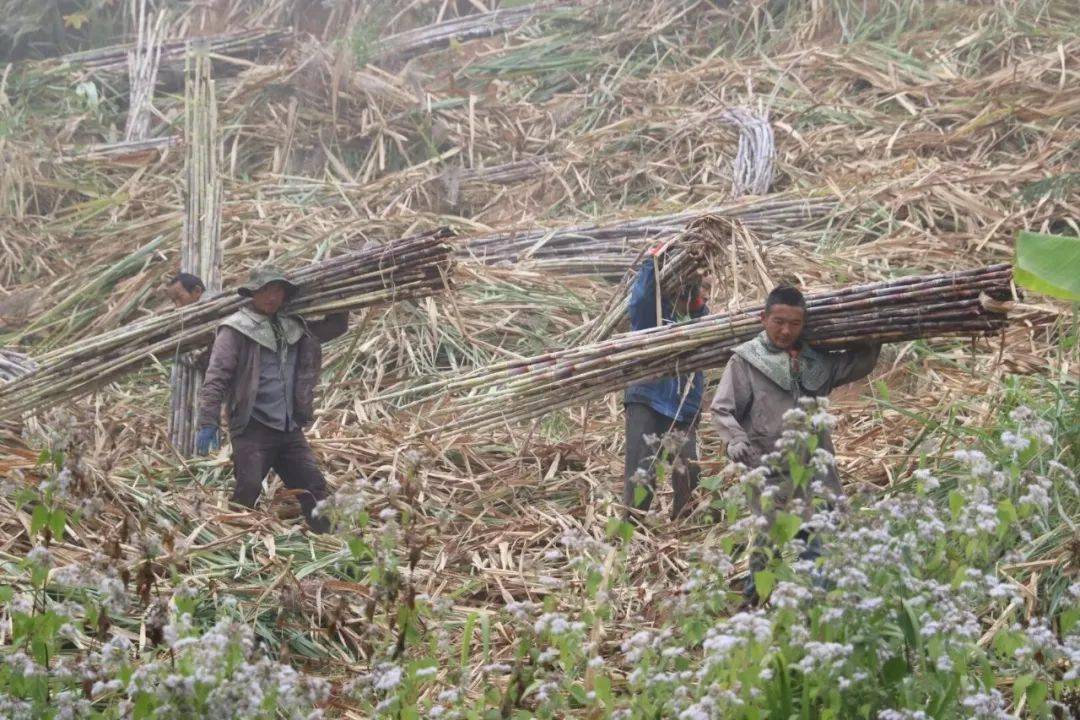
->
[[195, 426, 221, 456], [727, 441, 754, 465]]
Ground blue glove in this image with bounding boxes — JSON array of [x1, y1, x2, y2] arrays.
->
[[195, 426, 220, 456]]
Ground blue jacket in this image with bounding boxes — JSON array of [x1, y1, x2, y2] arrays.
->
[[623, 257, 707, 423]]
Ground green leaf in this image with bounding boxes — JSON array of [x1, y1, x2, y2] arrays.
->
[[948, 490, 964, 520], [568, 683, 589, 706], [993, 629, 1024, 659], [1026, 680, 1048, 710], [31, 504, 49, 535], [1012, 674, 1034, 702], [700, 474, 723, 491], [347, 536, 370, 560], [481, 614, 491, 664], [873, 379, 891, 402], [882, 656, 908, 683], [996, 500, 1018, 539], [1014, 230, 1080, 301], [754, 570, 776, 600], [1060, 605, 1080, 635], [49, 509, 67, 539], [0, 585, 12, 603], [461, 612, 477, 668], [605, 516, 634, 543], [770, 512, 802, 545], [897, 601, 920, 652], [594, 674, 612, 706]]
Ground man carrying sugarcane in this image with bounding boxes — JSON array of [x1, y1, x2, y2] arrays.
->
[[710, 285, 881, 603], [623, 245, 709, 521], [163, 272, 206, 309], [163, 272, 212, 374], [196, 266, 348, 533]]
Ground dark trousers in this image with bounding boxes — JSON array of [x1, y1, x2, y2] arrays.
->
[[623, 402, 699, 520], [231, 421, 329, 532]]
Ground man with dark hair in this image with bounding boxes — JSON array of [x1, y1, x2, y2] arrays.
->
[[711, 284, 881, 602], [164, 272, 212, 381], [164, 272, 206, 309], [196, 266, 348, 533], [623, 246, 710, 521]]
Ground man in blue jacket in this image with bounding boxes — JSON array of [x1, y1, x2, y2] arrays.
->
[[623, 247, 709, 520]]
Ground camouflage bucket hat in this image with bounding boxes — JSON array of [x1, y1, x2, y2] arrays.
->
[[237, 265, 300, 299]]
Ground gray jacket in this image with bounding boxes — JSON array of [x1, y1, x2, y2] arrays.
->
[[710, 337, 880, 517], [198, 312, 347, 435]]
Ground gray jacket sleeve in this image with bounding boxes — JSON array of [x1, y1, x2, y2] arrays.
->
[[827, 343, 882, 390], [197, 327, 241, 430], [710, 356, 753, 448]]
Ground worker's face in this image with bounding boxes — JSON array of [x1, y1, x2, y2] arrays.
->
[[761, 303, 805, 350], [674, 277, 710, 316], [251, 282, 287, 315], [165, 281, 203, 308]]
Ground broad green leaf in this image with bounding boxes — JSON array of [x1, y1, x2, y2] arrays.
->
[[49, 509, 67, 539], [594, 674, 612, 706], [1026, 680, 1048, 710], [30, 504, 49, 535], [883, 656, 908, 683], [1012, 674, 1034, 702], [1014, 230, 1080, 301], [754, 570, 776, 600], [770, 512, 802, 545], [700, 474, 723, 491], [993, 629, 1024, 659], [1060, 605, 1080, 634], [898, 601, 920, 652]]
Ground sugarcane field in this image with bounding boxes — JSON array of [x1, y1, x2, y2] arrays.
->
[[2, 0, 1080, 718]]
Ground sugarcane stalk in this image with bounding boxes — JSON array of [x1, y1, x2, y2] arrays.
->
[[44, 29, 289, 74], [376, 266, 1020, 436], [171, 44, 223, 456], [459, 193, 837, 274], [0, 231, 455, 419], [124, 0, 166, 142]]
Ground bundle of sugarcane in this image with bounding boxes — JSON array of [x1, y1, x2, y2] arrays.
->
[[59, 136, 180, 164], [170, 46, 223, 457], [376, 2, 568, 62], [571, 215, 732, 344], [389, 265, 1016, 436], [721, 107, 775, 197], [45, 28, 289, 74], [458, 194, 837, 276], [0, 350, 36, 383], [0, 229, 455, 419], [123, 0, 166, 142]]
